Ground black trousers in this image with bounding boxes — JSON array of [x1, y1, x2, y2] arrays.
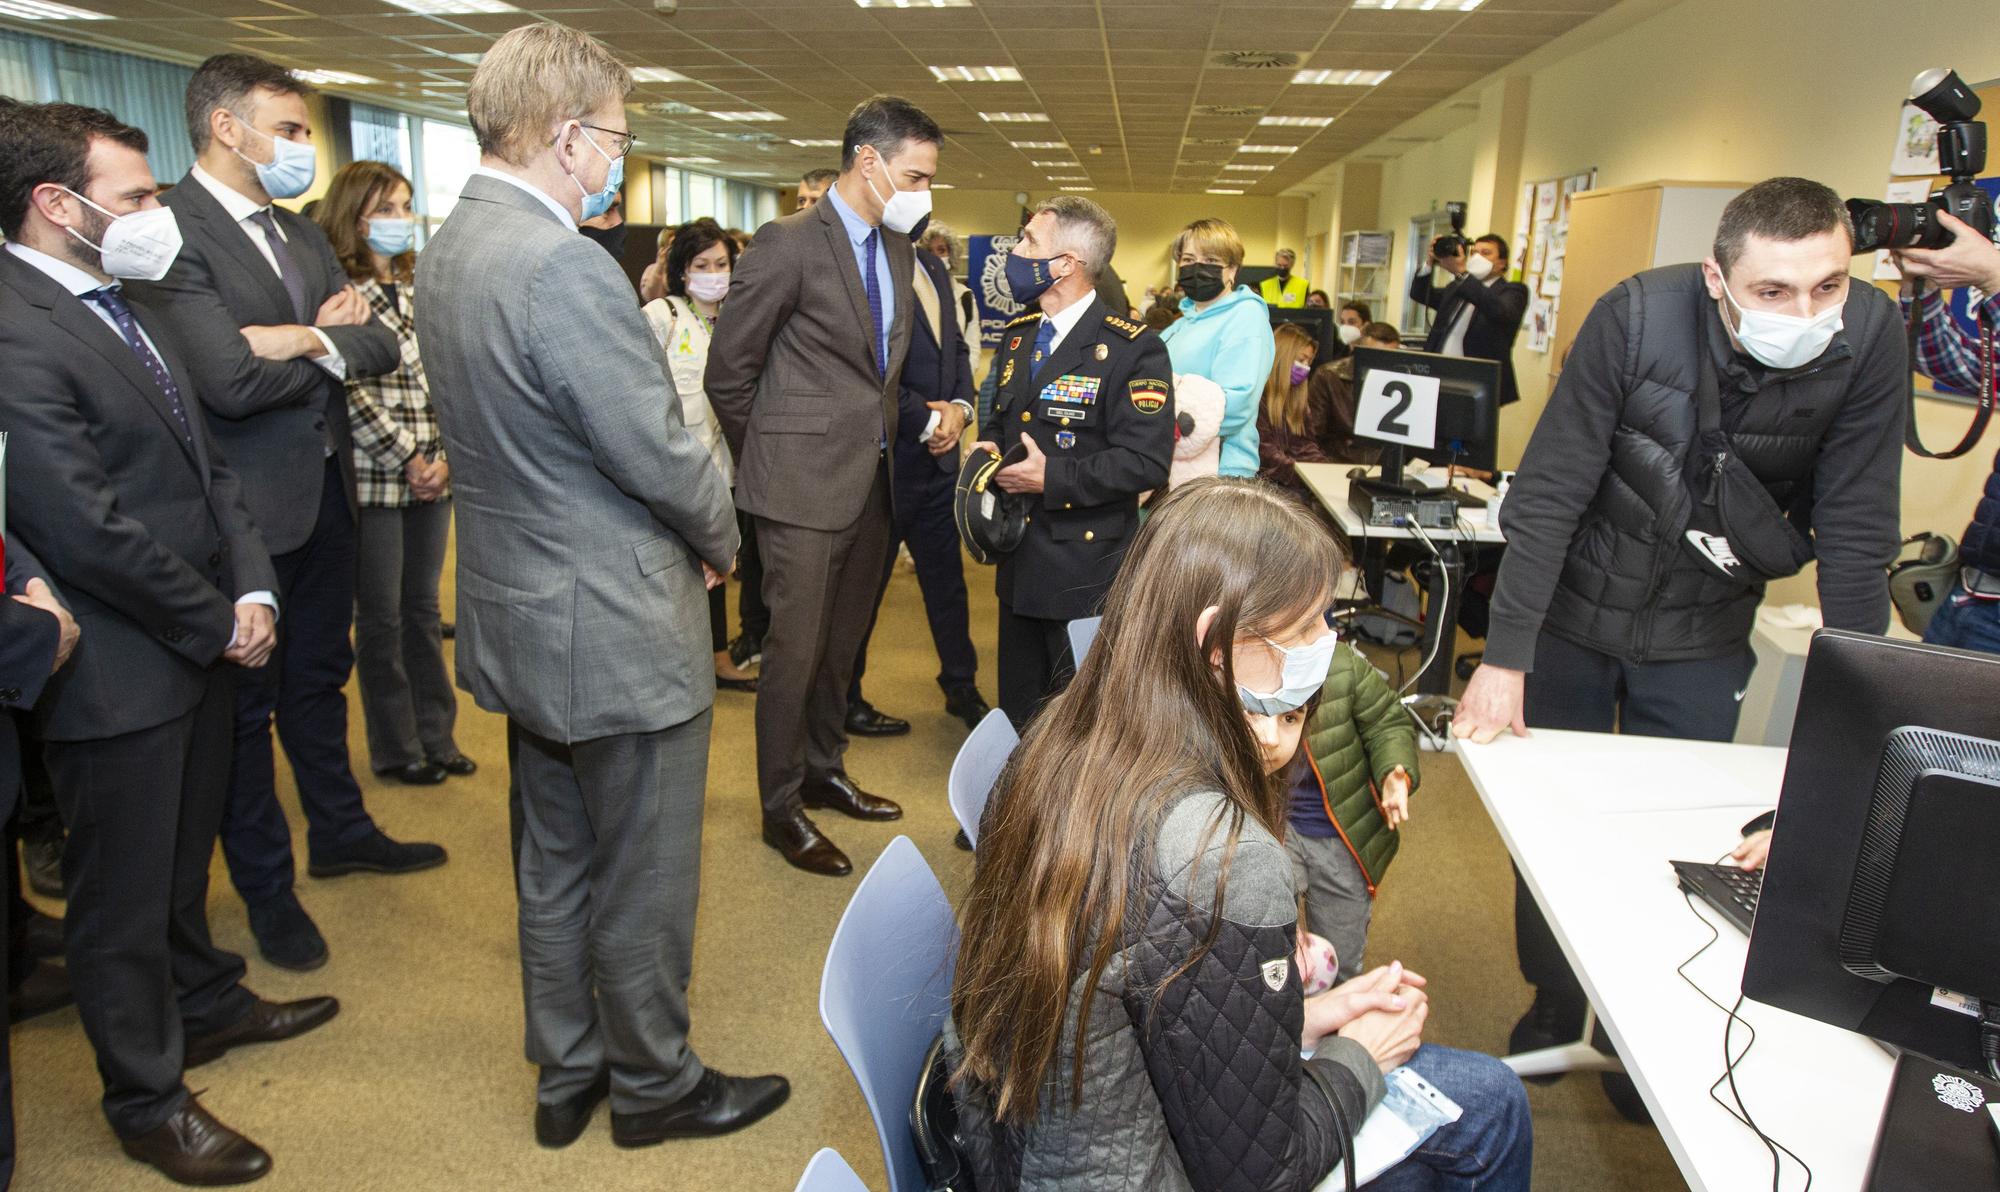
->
[[46, 669, 254, 1138], [851, 457, 979, 702], [221, 457, 376, 906], [1514, 630, 1754, 1004], [735, 510, 769, 644], [997, 601, 1076, 732]]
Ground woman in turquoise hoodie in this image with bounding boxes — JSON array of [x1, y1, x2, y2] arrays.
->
[[1159, 218, 1277, 478]]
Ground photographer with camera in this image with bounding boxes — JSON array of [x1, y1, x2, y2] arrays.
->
[[1893, 208, 2000, 654], [1408, 221, 1528, 470]]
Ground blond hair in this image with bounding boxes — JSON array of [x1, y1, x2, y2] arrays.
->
[[468, 23, 630, 167], [1170, 217, 1245, 269]]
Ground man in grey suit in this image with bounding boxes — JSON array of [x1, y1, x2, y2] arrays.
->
[[708, 96, 945, 876], [416, 23, 788, 1149], [130, 54, 444, 973]]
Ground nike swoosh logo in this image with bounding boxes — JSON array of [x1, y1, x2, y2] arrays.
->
[[1685, 529, 1741, 574], [1734, 687, 1750, 702]]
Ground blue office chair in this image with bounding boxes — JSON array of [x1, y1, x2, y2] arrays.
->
[[820, 836, 959, 1192], [947, 708, 1016, 849], [1067, 614, 1102, 665], [794, 1147, 870, 1192]]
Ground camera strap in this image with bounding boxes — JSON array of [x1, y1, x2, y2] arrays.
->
[[1904, 277, 1996, 460]]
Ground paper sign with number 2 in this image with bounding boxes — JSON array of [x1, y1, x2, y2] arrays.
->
[[1354, 369, 1441, 449]]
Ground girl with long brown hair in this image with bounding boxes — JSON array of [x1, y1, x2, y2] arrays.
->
[[947, 476, 1532, 1191], [1256, 321, 1328, 495]]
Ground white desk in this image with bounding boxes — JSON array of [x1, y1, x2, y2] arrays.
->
[[1457, 731, 1893, 1192], [1295, 462, 1505, 546]]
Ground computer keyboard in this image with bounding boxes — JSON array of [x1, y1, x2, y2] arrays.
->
[[1670, 860, 1764, 936]]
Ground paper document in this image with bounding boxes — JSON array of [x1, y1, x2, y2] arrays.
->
[[1315, 1065, 1464, 1189]]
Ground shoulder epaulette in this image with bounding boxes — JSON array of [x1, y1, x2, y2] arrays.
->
[[1005, 311, 1044, 328], [1103, 313, 1144, 340]]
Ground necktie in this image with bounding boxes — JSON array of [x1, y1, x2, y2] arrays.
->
[[1032, 317, 1056, 372], [86, 287, 194, 449], [247, 208, 309, 322], [862, 226, 886, 376]]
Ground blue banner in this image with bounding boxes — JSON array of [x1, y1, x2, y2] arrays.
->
[[967, 233, 1024, 350]]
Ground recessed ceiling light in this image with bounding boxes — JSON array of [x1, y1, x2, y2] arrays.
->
[[929, 66, 1022, 83], [1029, 159, 1073, 168], [1237, 144, 1299, 153], [1258, 115, 1334, 127], [1221, 163, 1274, 172], [1207, 188, 1245, 195], [1058, 186, 1094, 192], [630, 68, 687, 84], [789, 138, 841, 148], [1352, 0, 1484, 10], [710, 111, 785, 122], [1292, 69, 1392, 86], [294, 69, 377, 86], [980, 112, 1049, 123], [384, 0, 517, 14], [1047, 176, 1088, 182], [0, 0, 109, 18], [668, 156, 719, 165], [442, 52, 483, 65], [856, 0, 973, 7], [1010, 140, 1065, 149], [932, 182, 955, 189]]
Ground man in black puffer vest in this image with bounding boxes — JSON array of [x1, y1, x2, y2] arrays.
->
[[1451, 178, 1906, 1096]]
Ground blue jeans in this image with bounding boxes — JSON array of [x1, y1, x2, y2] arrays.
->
[[1369, 1045, 1533, 1192], [1923, 583, 2000, 654]]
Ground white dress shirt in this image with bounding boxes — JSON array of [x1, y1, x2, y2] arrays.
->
[[1440, 274, 1498, 358], [470, 166, 578, 230], [188, 164, 345, 380], [5, 240, 275, 625], [1039, 287, 1098, 357]]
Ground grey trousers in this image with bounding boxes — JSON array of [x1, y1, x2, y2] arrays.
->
[[1285, 831, 1373, 983], [354, 502, 459, 772], [507, 712, 710, 1111], [751, 463, 893, 818]]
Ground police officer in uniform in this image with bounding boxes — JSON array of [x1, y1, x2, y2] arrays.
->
[[971, 195, 1174, 729]]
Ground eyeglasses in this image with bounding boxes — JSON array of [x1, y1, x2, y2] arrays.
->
[[579, 122, 638, 159]]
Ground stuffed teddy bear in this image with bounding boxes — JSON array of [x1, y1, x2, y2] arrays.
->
[[1295, 930, 1340, 997], [1168, 372, 1224, 489]]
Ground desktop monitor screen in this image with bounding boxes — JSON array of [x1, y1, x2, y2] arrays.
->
[[1349, 346, 1500, 467], [1743, 630, 2000, 1071], [1235, 264, 1282, 296], [1270, 307, 1338, 368]]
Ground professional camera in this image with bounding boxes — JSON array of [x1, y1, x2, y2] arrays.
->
[[1849, 68, 1996, 252], [1430, 201, 1470, 260]]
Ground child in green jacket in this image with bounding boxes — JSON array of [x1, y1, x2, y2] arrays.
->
[[1283, 641, 1421, 982]]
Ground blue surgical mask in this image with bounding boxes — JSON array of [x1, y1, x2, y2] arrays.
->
[[1005, 251, 1066, 305], [233, 123, 317, 200], [365, 217, 415, 257], [567, 123, 624, 223], [1236, 629, 1339, 716]]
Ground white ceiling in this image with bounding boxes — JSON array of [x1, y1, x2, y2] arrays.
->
[[3, 0, 1625, 193]]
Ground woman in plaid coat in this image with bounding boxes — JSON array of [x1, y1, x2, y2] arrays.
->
[[315, 161, 472, 786]]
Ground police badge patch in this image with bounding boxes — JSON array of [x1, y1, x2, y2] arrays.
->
[[1128, 377, 1169, 415]]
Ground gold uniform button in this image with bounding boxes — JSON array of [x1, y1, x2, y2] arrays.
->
[[1064, 502, 1073, 510], [1084, 530, 1095, 542], [1060, 417, 1071, 426], [1021, 411, 1032, 422]]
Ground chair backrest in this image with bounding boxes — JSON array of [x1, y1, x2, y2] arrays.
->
[[1067, 615, 1102, 666], [820, 836, 959, 1192], [947, 707, 1017, 849], [794, 1147, 870, 1192]]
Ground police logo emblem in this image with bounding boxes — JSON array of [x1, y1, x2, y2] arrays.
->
[[1055, 430, 1076, 449], [1094, 343, 1108, 361], [1129, 378, 1169, 415], [1008, 336, 1022, 351]]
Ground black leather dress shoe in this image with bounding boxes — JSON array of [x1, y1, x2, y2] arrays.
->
[[23, 836, 63, 899], [761, 811, 852, 877], [727, 633, 761, 669], [844, 698, 910, 737], [802, 771, 903, 822], [536, 1072, 610, 1148], [185, 995, 340, 1068], [307, 832, 447, 879], [431, 753, 478, 777], [381, 760, 448, 785], [121, 1097, 271, 1186], [246, 895, 328, 972], [609, 1070, 790, 1147], [944, 685, 991, 732], [716, 674, 758, 693], [1507, 991, 1586, 1085]]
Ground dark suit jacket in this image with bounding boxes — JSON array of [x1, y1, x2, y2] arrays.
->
[[707, 193, 914, 531], [894, 251, 975, 479], [130, 172, 397, 553], [0, 252, 277, 742], [1409, 270, 1530, 406], [0, 545, 61, 805]]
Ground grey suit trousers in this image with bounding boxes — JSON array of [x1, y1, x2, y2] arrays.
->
[[506, 712, 710, 1111], [752, 461, 893, 818]]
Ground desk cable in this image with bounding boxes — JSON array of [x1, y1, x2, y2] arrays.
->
[[1398, 519, 1450, 700], [1675, 870, 1814, 1192]]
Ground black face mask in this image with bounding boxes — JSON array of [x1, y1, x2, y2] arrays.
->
[[580, 223, 628, 259], [1276, 266, 1291, 281], [1177, 263, 1226, 303]]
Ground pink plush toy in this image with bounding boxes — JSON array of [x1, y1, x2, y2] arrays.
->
[[1294, 931, 1339, 997], [1168, 372, 1224, 489]]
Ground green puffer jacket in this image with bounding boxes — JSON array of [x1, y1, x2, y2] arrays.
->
[[1292, 643, 1422, 893]]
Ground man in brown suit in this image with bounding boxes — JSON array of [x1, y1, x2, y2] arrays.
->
[[708, 96, 948, 876]]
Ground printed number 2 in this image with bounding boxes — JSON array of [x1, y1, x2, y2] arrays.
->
[[1377, 381, 1413, 437]]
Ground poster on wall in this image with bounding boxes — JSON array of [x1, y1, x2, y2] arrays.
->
[[1525, 296, 1554, 353], [1533, 181, 1559, 223], [1540, 255, 1564, 298], [1890, 102, 1941, 176], [967, 234, 1023, 350], [1529, 227, 1550, 273]]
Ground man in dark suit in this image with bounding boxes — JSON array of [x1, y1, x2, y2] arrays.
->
[[0, 98, 338, 1185], [849, 237, 989, 734], [973, 195, 1175, 728], [130, 55, 444, 972], [1408, 232, 1529, 471], [709, 96, 942, 876]]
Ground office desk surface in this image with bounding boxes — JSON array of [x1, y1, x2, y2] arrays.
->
[[1295, 462, 1507, 546]]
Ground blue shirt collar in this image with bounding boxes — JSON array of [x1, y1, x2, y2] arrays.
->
[[823, 181, 879, 246]]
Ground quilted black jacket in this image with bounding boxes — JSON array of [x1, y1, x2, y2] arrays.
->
[[947, 790, 1386, 1191]]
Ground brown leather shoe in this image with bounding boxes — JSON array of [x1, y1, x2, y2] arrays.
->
[[185, 996, 340, 1068], [801, 771, 903, 822], [761, 810, 852, 876], [120, 1097, 271, 1186]]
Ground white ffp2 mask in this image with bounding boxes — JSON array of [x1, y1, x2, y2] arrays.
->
[[1718, 276, 1843, 370], [63, 189, 183, 281]]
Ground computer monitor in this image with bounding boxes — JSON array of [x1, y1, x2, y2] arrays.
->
[[1744, 630, 2000, 1072], [1235, 264, 1281, 296], [1348, 346, 1501, 490], [1270, 306, 1338, 368]]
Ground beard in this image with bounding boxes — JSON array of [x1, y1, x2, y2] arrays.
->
[[62, 205, 114, 276]]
